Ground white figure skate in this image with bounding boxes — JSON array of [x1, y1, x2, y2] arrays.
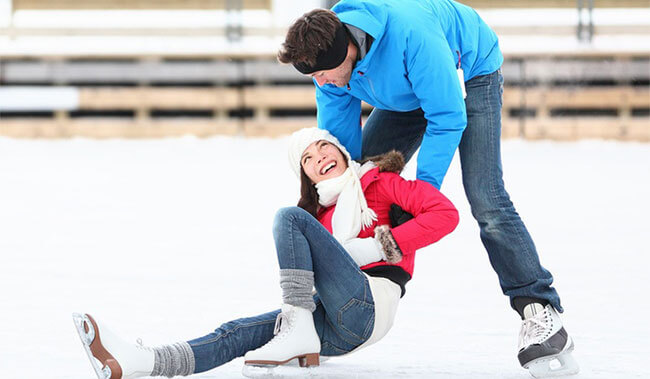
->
[[72, 313, 154, 379], [518, 305, 579, 378], [244, 304, 321, 368]]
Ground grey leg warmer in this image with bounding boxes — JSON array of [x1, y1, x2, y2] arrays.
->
[[151, 342, 195, 377], [280, 269, 316, 312]]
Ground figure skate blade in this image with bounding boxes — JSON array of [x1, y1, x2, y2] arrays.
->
[[72, 313, 114, 379]]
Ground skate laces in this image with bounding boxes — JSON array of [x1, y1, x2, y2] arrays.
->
[[271, 309, 295, 340], [135, 337, 153, 352], [273, 312, 289, 336], [519, 308, 552, 348]]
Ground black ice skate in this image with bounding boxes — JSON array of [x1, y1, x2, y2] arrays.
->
[[517, 304, 579, 378]]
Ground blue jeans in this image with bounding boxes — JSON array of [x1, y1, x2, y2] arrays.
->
[[187, 207, 375, 373], [362, 69, 562, 313]]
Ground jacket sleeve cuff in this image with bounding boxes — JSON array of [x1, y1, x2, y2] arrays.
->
[[374, 225, 403, 264]]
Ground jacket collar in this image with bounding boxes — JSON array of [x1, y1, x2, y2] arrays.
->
[[334, 0, 388, 73], [360, 166, 381, 191]]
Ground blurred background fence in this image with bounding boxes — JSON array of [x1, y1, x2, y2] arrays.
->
[[0, 0, 648, 140]]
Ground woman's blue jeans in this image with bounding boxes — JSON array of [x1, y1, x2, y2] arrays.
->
[[362, 69, 562, 313], [187, 207, 375, 373]]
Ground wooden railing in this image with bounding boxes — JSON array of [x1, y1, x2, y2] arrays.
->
[[460, 0, 648, 8], [12, 0, 272, 10], [1, 1, 648, 141], [1, 83, 648, 140]]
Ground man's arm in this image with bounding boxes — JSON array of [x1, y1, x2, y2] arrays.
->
[[405, 20, 467, 189], [315, 81, 363, 160]]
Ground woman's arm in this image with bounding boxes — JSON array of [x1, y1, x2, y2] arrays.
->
[[377, 172, 459, 254]]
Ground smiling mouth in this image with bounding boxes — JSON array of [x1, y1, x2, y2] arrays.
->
[[320, 161, 337, 175]]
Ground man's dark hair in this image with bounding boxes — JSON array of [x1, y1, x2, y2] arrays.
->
[[278, 9, 341, 66]]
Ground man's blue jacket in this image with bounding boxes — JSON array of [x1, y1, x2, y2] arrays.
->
[[316, 0, 503, 189]]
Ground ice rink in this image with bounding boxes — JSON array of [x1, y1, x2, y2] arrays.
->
[[0, 136, 648, 378]]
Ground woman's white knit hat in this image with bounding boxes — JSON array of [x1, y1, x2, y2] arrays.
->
[[287, 127, 377, 243], [288, 127, 352, 177]]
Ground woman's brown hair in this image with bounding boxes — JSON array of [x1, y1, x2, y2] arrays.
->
[[278, 9, 341, 66], [297, 167, 320, 218], [296, 141, 348, 218]]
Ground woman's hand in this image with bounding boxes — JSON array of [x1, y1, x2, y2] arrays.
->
[[343, 237, 385, 266], [343, 226, 404, 266]]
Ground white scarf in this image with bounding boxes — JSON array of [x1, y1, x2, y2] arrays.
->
[[316, 161, 377, 244]]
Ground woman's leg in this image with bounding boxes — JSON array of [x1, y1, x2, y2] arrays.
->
[[187, 309, 279, 373], [272, 206, 375, 353], [176, 206, 374, 374]]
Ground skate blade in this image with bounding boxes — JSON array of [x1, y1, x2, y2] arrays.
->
[[526, 351, 579, 378], [242, 362, 322, 378], [72, 313, 119, 379], [245, 352, 320, 368]]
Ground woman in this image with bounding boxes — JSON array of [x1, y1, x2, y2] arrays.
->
[[73, 127, 458, 378]]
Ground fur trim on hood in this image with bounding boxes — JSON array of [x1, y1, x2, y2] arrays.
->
[[362, 150, 406, 174]]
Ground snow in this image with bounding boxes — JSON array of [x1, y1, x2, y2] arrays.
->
[[0, 136, 649, 378]]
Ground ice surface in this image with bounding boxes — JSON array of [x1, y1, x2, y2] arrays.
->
[[0, 136, 648, 378]]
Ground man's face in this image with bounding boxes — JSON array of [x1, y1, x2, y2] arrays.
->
[[308, 43, 356, 88]]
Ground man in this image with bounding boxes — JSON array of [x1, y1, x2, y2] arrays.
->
[[277, 0, 579, 377]]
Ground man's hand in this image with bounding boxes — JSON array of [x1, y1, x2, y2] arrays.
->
[[389, 204, 414, 227]]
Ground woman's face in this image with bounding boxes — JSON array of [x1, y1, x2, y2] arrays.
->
[[301, 140, 348, 184]]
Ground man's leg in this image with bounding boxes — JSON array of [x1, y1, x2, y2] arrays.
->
[[361, 108, 427, 161], [460, 70, 578, 376], [458, 69, 562, 312]]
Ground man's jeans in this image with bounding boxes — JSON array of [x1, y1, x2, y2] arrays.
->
[[187, 207, 374, 373], [362, 69, 562, 313]]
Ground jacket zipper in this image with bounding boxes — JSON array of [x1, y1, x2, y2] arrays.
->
[[364, 74, 390, 110]]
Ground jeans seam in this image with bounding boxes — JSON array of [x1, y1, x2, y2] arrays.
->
[[362, 312, 375, 340], [325, 311, 361, 347], [321, 341, 350, 355], [404, 135, 424, 161], [288, 212, 296, 268], [191, 318, 276, 347], [498, 74, 534, 262], [337, 298, 374, 343], [483, 72, 538, 278]]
